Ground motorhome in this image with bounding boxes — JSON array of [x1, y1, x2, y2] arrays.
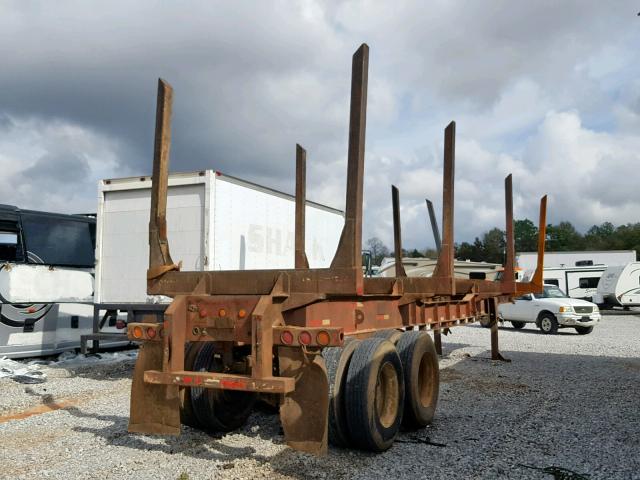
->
[[593, 262, 640, 308], [0, 204, 122, 358], [523, 264, 607, 301]]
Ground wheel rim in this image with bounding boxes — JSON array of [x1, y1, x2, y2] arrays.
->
[[541, 318, 551, 331], [375, 361, 399, 428], [418, 352, 435, 408]]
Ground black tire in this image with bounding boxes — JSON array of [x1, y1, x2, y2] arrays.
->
[[324, 338, 359, 448], [345, 338, 404, 452], [511, 321, 526, 330], [374, 329, 403, 344], [190, 342, 256, 432], [538, 313, 558, 334], [396, 331, 439, 429], [575, 326, 593, 335], [180, 342, 201, 428]]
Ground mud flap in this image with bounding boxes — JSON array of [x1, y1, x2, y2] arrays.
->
[[278, 346, 329, 455], [128, 342, 181, 435]]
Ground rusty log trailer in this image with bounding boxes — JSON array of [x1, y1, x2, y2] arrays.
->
[[126, 44, 547, 454]]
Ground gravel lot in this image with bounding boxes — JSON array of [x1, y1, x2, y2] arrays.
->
[[1, 315, 639, 480]]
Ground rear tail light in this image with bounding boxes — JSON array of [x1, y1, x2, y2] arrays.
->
[[280, 330, 294, 345], [146, 327, 157, 339], [298, 331, 312, 345]]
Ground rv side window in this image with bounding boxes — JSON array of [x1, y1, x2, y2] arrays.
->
[[0, 221, 24, 262], [0, 231, 19, 261], [469, 271, 486, 280], [544, 279, 559, 287], [578, 277, 600, 289], [20, 213, 95, 267]]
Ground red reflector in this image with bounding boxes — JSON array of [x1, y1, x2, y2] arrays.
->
[[221, 379, 246, 389], [183, 376, 193, 384], [146, 327, 157, 339], [280, 330, 294, 345], [27, 306, 36, 314], [199, 308, 208, 318], [298, 331, 312, 345]]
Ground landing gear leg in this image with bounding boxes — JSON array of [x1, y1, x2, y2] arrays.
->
[[488, 299, 510, 362], [433, 329, 443, 356]]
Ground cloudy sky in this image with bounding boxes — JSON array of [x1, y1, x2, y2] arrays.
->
[[0, 1, 639, 249]]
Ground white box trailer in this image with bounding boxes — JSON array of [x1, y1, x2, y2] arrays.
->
[[95, 170, 344, 305]]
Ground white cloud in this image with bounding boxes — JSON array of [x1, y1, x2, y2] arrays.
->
[[0, 115, 125, 213]]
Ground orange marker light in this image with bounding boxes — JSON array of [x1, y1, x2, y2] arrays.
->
[[218, 308, 227, 317], [316, 330, 331, 346], [132, 326, 143, 339], [238, 309, 247, 319]]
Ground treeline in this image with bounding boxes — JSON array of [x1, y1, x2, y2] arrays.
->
[[366, 220, 640, 266]]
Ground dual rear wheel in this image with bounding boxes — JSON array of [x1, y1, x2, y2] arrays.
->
[[326, 330, 439, 452], [179, 342, 256, 432]]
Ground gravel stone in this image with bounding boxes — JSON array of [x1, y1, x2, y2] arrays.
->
[[1, 316, 638, 479]]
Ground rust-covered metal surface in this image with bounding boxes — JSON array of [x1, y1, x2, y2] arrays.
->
[[127, 43, 547, 455]]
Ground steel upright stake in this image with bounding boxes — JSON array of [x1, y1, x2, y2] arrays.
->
[[392, 185, 407, 277], [432, 121, 456, 295], [426, 199, 442, 254], [503, 174, 516, 293], [148, 79, 178, 280], [295, 144, 310, 269], [330, 43, 369, 295]]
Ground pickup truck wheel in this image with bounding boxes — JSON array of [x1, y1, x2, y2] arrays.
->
[[538, 313, 558, 334], [396, 331, 439, 429], [324, 338, 360, 448], [511, 321, 526, 330], [345, 338, 404, 452], [575, 326, 593, 335]]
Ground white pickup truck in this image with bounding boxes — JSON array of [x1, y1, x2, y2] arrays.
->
[[498, 284, 601, 335]]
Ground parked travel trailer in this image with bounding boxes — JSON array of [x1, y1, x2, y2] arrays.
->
[[92, 170, 344, 328], [377, 257, 501, 279], [523, 264, 607, 301], [0, 205, 122, 358], [593, 262, 640, 308], [517, 250, 635, 270]]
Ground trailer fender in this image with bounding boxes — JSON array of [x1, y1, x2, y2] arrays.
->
[[278, 346, 329, 455]]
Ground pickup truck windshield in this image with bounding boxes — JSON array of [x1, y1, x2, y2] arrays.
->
[[539, 285, 568, 299]]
